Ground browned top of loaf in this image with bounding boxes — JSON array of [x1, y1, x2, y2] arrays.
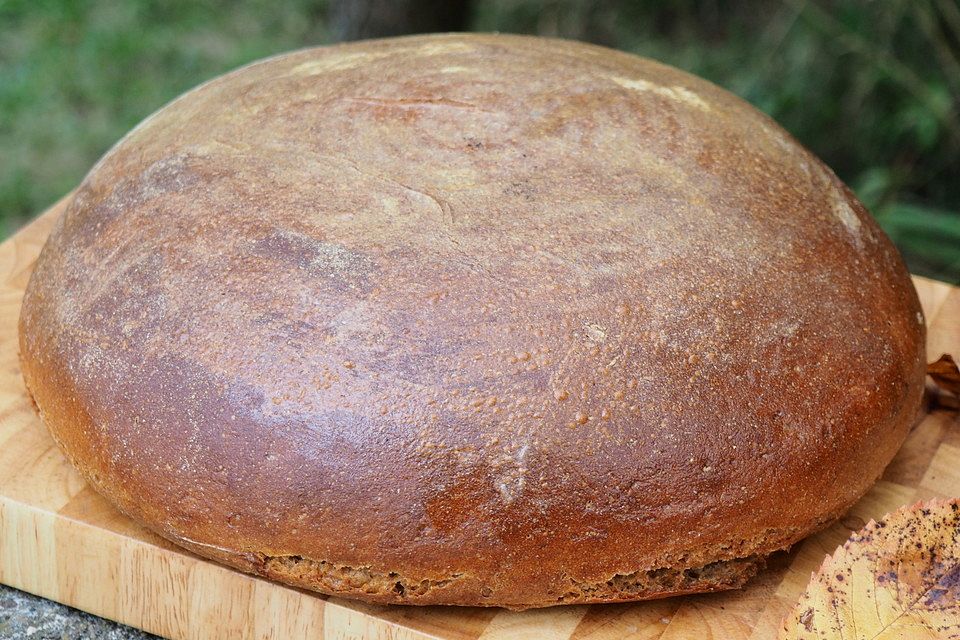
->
[[19, 34, 925, 607]]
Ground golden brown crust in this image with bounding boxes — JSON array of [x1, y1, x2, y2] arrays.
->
[[18, 33, 926, 608]]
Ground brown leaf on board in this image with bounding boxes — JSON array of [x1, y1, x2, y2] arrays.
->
[[780, 498, 960, 639], [928, 354, 960, 396]]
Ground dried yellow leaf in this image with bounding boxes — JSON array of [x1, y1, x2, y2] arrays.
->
[[780, 498, 960, 639]]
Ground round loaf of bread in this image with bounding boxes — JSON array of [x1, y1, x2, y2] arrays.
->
[[19, 34, 926, 609]]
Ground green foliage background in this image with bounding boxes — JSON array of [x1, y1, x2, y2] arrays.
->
[[2, 0, 958, 281]]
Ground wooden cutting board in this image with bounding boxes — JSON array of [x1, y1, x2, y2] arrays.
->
[[2, 195, 958, 640]]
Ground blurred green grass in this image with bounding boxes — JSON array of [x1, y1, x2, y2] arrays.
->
[[0, 0, 329, 234], [2, 0, 959, 281]]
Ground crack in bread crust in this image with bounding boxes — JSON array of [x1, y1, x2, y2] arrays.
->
[[253, 551, 765, 609], [262, 554, 464, 598]]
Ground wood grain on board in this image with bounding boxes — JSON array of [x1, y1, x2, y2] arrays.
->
[[1, 196, 958, 639]]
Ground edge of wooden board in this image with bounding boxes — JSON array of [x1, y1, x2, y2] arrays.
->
[[1, 496, 453, 640]]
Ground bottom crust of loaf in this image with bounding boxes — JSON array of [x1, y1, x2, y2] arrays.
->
[[262, 551, 766, 609], [167, 531, 769, 610]]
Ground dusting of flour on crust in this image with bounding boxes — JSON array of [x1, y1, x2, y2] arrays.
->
[[610, 76, 711, 111]]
